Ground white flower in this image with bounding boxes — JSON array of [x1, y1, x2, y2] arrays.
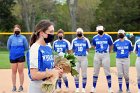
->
[[58, 52, 65, 57]]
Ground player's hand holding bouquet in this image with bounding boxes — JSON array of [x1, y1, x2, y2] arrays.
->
[[41, 52, 78, 93]]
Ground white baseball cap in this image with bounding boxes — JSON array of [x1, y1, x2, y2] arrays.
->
[[76, 28, 83, 33], [118, 29, 125, 34], [96, 26, 104, 31]]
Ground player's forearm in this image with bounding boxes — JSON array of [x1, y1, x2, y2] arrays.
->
[[67, 50, 71, 54], [92, 46, 95, 49], [70, 50, 74, 54], [109, 45, 113, 53], [87, 49, 90, 52], [30, 68, 53, 80]]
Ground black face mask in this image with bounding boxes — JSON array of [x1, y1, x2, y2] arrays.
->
[[98, 31, 104, 35], [118, 34, 125, 39], [58, 36, 63, 40], [44, 34, 54, 43], [77, 33, 82, 37], [15, 31, 20, 35]]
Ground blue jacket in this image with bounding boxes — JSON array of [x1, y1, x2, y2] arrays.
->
[[7, 34, 28, 60]]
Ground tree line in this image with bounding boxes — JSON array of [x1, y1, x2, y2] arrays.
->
[[0, 0, 140, 32]]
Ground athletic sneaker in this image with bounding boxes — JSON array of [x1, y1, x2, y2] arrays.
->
[[90, 87, 96, 93], [82, 88, 86, 93], [117, 90, 123, 93], [108, 88, 114, 93], [75, 88, 79, 93], [126, 89, 131, 93], [18, 86, 23, 92], [12, 86, 16, 92]]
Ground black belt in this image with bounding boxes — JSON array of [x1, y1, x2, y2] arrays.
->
[[96, 51, 107, 53]]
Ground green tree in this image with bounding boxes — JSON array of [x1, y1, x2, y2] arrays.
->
[[95, 0, 140, 31], [0, 0, 17, 31]]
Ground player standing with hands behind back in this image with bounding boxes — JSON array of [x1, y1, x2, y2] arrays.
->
[[114, 29, 132, 93], [71, 28, 91, 93], [91, 25, 113, 93], [7, 25, 28, 92], [53, 29, 71, 92]]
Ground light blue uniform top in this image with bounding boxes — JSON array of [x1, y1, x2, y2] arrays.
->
[[92, 34, 113, 52], [113, 39, 133, 58], [26, 43, 54, 80], [53, 39, 70, 53], [7, 34, 28, 60], [71, 37, 91, 56], [134, 39, 140, 57]]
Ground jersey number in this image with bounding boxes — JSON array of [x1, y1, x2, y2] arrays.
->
[[121, 50, 124, 54], [100, 44, 103, 49], [78, 47, 83, 52]]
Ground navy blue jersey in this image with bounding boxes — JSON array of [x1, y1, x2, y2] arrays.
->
[[71, 37, 91, 56], [113, 39, 132, 58], [92, 34, 113, 52], [7, 34, 28, 60], [26, 43, 54, 80], [53, 39, 70, 53], [134, 39, 140, 57]]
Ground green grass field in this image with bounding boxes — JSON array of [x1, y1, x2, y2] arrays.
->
[[0, 49, 137, 69]]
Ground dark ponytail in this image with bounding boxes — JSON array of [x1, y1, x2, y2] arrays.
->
[[30, 32, 38, 46], [29, 20, 53, 47]]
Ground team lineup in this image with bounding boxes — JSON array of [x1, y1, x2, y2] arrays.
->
[[7, 20, 140, 93]]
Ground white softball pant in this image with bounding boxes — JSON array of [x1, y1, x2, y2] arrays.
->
[[28, 80, 44, 93], [136, 57, 140, 80], [116, 58, 130, 80], [75, 56, 88, 78], [93, 52, 111, 76]]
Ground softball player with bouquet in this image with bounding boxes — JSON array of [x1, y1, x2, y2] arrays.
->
[[26, 20, 63, 93], [71, 28, 91, 93], [134, 38, 140, 93], [53, 29, 71, 92], [91, 25, 113, 93], [113, 29, 132, 93]]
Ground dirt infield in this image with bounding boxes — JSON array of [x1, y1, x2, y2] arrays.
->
[[0, 67, 138, 93]]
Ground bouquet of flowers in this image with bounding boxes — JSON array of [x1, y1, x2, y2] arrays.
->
[[41, 52, 78, 93]]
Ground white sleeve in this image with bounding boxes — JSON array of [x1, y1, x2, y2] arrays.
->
[[133, 42, 136, 52], [70, 39, 74, 50], [86, 38, 91, 48], [52, 40, 56, 49], [65, 39, 71, 50], [29, 43, 40, 68], [133, 39, 140, 52]]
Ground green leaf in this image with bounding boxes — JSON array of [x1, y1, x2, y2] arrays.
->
[[71, 68, 79, 76]]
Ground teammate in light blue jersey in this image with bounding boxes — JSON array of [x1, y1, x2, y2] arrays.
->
[[53, 29, 70, 92], [114, 29, 132, 93], [7, 24, 28, 92], [134, 39, 140, 93], [71, 28, 91, 93], [91, 25, 113, 93], [26, 20, 63, 93]]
